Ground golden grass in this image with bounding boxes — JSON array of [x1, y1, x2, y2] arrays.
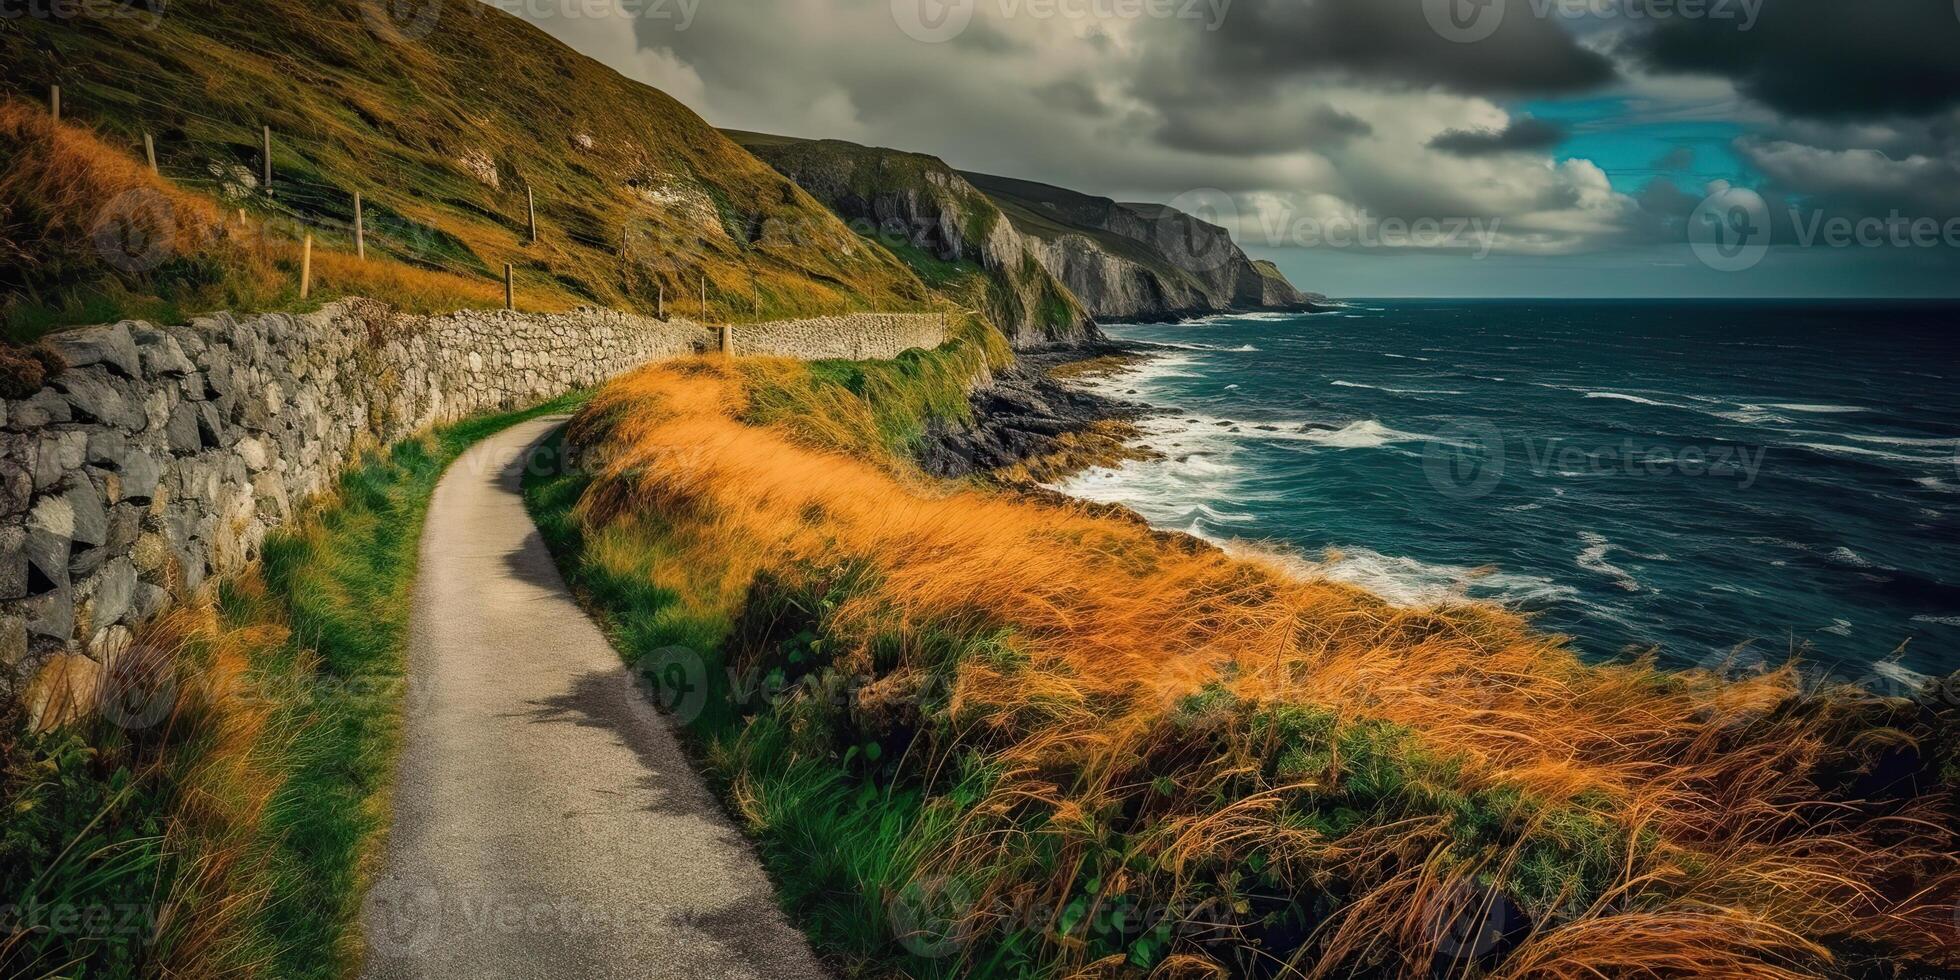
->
[[1, 100, 561, 339], [566, 356, 1958, 977]]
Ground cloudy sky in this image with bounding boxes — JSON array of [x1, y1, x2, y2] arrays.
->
[[506, 0, 1960, 297]]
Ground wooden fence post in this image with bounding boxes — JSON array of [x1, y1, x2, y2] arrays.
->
[[49, 85, 59, 124], [658, 282, 665, 319], [718, 325, 732, 356], [299, 234, 313, 299], [504, 263, 515, 311], [526, 186, 537, 244], [353, 191, 365, 260], [262, 125, 273, 197], [700, 275, 707, 319]]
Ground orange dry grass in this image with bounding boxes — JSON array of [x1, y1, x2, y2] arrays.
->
[[572, 357, 1957, 976], [1, 99, 553, 338]]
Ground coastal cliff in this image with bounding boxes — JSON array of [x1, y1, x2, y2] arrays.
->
[[964, 171, 1325, 321], [725, 133, 1095, 348]]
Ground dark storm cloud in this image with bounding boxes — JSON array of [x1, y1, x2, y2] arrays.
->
[[1036, 77, 1111, 117], [1156, 104, 1374, 155], [1625, 0, 1960, 120], [1151, 0, 1615, 98], [1428, 118, 1566, 156]]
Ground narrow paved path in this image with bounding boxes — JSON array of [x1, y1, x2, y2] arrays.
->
[[360, 416, 829, 980]]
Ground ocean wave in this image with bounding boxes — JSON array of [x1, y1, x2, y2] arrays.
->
[[1250, 545, 1578, 610], [1788, 441, 1949, 467], [1583, 391, 1692, 409], [1330, 380, 1467, 396], [1769, 403, 1868, 414], [1844, 432, 1958, 448], [1576, 531, 1642, 592], [1913, 614, 1960, 627], [1148, 340, 1262, 353]]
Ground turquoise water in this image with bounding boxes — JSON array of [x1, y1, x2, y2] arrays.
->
[[1061, 301, 1960, 682]]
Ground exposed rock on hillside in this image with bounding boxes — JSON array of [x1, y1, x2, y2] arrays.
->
[[726, 133, 1096, 348], [964, 172, 1325, 321]]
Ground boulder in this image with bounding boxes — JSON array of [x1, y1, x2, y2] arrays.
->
[[135, 329, 195, 377], [24, 652, 100, 732], [165, 400, 202, 454], [119, 450, 163, 501], [49, 322, 141, 379], [9, 388, 73, 428], [25, 493, 74, 592], [0, 522, 25, 600], [24, 584, 74, 641], [54, 366, 135, 427], [0, 449, 31, 517], [0, 614, 25, 670], [91, 557, 137, 628], [86, 428, 128, 467], [65, 479, 109, 549]]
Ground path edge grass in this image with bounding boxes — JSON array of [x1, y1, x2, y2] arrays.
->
[[2, 389, 589, 979]]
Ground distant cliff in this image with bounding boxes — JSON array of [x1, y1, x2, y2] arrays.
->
[[725, 132, 1095, 348], [962, 172, 1324, 322]]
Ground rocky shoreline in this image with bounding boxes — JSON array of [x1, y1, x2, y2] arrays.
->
[[917, 339, 1152, 481]]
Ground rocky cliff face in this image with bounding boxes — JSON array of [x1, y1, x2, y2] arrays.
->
[[727, 133, 1096, 348], [964, 173, 1323, 322]]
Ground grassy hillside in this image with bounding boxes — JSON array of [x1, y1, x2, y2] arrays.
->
[[532, 349, 1957, 979], [0, 0, 933, 340], [725, 131, 1092, 346]]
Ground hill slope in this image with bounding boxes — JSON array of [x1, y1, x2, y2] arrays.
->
[[0, 0, 931, 336], [725, 131, 1094, 347], [965, 171, 1325, 321]]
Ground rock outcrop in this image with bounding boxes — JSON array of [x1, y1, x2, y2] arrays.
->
[[963, 172, 1325, 322], [726, 133, 1097, 348]]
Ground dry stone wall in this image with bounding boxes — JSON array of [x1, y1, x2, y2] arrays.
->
[[728, 313, 950, 360], [1, 301, 945, 693]]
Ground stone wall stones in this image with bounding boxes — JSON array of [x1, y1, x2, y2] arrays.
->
[[727, 313, 951, 361], [1, 301, 945, 695]]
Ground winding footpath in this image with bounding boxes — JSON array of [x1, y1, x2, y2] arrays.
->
[[359, 416, 828, 979]]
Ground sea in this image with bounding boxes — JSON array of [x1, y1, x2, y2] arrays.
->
[[1055, 300, 1960, 684]]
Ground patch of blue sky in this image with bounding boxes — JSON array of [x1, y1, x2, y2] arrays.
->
[[1517, 97, 1754, 195]]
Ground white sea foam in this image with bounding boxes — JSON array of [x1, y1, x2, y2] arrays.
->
[[1251, 545, 1577, 610], [1150, 341, 1262, 353], [1844, 433, 1958, 448], [1790, 441, 1948, 467], [1576, 531, 1642, 592], [1584, 391, 1687, 409], [1912, 615, 1960, 627], [1330, 380, 1466, 396], [1769, 403, 1868, 414]]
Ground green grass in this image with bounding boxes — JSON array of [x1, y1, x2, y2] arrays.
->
[[742, 316, 1011, 459], [2, 390, 589, 979], [2, 0, 934, 339], [234, 390, 591, 979]]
